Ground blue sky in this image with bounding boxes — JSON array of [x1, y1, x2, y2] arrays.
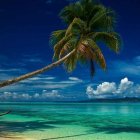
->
[[0, 0, 140, 101]]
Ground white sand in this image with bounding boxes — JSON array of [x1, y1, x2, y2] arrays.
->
[[0, 135, 33, 140]]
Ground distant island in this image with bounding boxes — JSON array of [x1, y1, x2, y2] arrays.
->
[[1, 97, 140, 104], [78, 97, 140, 103]]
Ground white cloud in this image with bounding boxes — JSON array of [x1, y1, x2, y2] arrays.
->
[[0, 92, 32, 100], [21, 76, 56, 83], [35, 78, 83, 89], [95, 82, 116, 95], [0, 68, 24, 72], [68, 77, 83, 82], [86, 77, 140, 99], [0, 74, 82, 93], [45, 77, 56, 80], [86, 82, 116, 98], [0, 89, 63, 101], [116, 77, 134, 94], [41, 90, 62, 98]]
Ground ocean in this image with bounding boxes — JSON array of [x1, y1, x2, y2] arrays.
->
[[0, 102, 140, 140]]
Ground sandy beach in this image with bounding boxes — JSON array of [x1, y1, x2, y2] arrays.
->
[[0, 137, 33, 140], [0, 134, 32, 140], [0, 137, 32, 140], [0, 138, 30, 140]]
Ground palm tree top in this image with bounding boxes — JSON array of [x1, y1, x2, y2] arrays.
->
[[51, 0, 122, 77]]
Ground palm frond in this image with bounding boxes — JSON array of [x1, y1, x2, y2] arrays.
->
[[65, 18, 86, 36], [53, 35, 71, 60], [87, 4, 105, 23], [78, 42, 96, 59], [89, 8, 116, 32], [50, 30, 66, 46], [60, 0, 98, 23], [93, 32, 121, 53], [59, 2, 83, 24], [82, 39, 106, 69], [59, 36, 78, 59], [90, 59, 95, 77], [63, 51, 78, 72]]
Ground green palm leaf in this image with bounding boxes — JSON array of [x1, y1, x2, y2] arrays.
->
[[89, 8, 116, 32], [65, 18, 86, 36], [53, 35, 72, 60], [64, 51, 78, 72], [82, 39, 106, 69], [93, 32, 121, 53], [50, 30, 66, 45]]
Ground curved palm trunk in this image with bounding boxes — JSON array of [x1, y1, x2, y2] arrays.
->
[[0, 49, 75, 88]]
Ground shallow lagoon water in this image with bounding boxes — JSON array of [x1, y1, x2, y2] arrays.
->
[[0, 102, 140, 140]]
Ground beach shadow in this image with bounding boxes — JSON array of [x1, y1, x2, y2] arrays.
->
[[87, 123, 140, 134], [5, 110, 78, 125], [10, 110, 75, 120], [42, 132, 94, 140], [0, 120, 56, 134]]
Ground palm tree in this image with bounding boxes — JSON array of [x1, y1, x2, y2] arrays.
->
[[0, 0, 121, 88]]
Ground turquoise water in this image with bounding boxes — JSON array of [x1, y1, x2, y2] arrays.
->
[[0, 102, 140, 140]]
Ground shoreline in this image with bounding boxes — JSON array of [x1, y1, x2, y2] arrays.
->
[[0, 134, 33, 140], [0, 138, 32, 140], [0, 137, 33, 140]]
